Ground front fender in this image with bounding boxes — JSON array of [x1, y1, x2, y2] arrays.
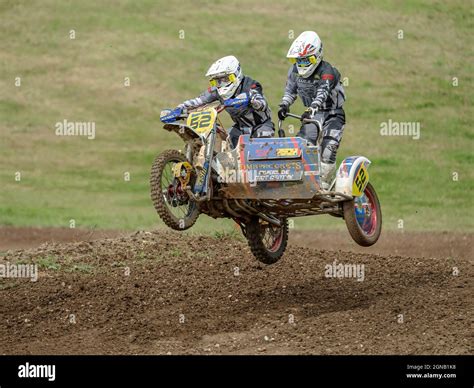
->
[[163, 123, 200, 142], [335, 156, 371, 197]]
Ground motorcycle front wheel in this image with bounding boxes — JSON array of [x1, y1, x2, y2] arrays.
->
[[150, 149, 200, 230]]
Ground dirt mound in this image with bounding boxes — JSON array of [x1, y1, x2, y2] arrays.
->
[[1, 227, 472, 260], [0, 227, 125, 251], [289, 230, 473, 260], [0, 230, 471, 355]]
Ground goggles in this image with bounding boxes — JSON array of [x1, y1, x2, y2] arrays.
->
[[289, 55, 318, 66], [209, 73, 237, 87]]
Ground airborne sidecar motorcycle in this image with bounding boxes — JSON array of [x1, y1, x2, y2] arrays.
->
[[151, 96, 381, 264]]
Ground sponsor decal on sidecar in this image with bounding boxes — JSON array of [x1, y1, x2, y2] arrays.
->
[[246, 138, 303, 161], [252, 168, 302, 182], [215, 135, 322, 199]]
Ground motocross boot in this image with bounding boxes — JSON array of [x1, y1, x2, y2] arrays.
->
[[320, 162, 336, 191]]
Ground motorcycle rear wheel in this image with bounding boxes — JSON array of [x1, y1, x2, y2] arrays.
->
[[245, 217, 288, 264]]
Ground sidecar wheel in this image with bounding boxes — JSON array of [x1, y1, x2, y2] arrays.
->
[[245, 217, 288, 265], [343, 182, 382, 246]]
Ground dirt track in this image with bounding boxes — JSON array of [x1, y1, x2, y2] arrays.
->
[[0, 228, 472, 355]]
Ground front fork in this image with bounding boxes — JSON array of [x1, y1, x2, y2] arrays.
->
[[185, 142, 193, 163], [187, 125, 217, 202]]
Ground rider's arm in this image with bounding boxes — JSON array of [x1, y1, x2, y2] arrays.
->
[[310, 65, 339, 109], [178, 87, 219, 110], [249, 82, 268, 111], [280, 66, 298, 106]]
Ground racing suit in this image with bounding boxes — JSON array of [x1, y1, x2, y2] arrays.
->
[[179, 76, 274, 148], [280, 61, 346, 188]]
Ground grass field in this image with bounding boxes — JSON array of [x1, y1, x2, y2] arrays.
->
[[1, 0, 473, 233]]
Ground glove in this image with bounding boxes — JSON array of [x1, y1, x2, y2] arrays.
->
[[160, 106, 183, 123], [250, 98, 263, 110], [249, 90, 264, 110], [277, 103, 289, 120], [301, 106, 318, 121]]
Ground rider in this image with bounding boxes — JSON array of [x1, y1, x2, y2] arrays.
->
[[176, 55, 274, 148], [277, 31, 346, 190]]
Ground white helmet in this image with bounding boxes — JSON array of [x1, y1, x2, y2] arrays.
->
[[205, 55, 243, 99], [287, 31, 323, 78]]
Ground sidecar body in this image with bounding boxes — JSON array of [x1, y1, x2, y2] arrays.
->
[[215, 135, 322, 200]]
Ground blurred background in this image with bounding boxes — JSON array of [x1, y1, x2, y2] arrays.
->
[[1, 0, 472, 234]]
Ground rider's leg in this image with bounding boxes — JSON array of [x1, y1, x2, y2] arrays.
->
[[320, 110, 345, 190], [228, 126, 242, 148], [296, 122, 320, 145], [251, 121, 275, 139], [229, 126, 257, 148]]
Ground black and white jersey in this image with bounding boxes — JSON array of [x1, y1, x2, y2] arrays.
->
[[180, 76, 272, 129], [281, 61, 346, 110]]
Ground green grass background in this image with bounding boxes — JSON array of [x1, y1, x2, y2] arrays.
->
[[1, 0, 472, 233]]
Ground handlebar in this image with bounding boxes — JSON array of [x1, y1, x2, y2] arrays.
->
[[161, 103, 226, 123], [286, 112, 321, 126], [277, 112, 323, 138], [181, 105, 226, 118]]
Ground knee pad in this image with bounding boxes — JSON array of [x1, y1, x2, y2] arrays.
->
[[321, 137, 339, 164]]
